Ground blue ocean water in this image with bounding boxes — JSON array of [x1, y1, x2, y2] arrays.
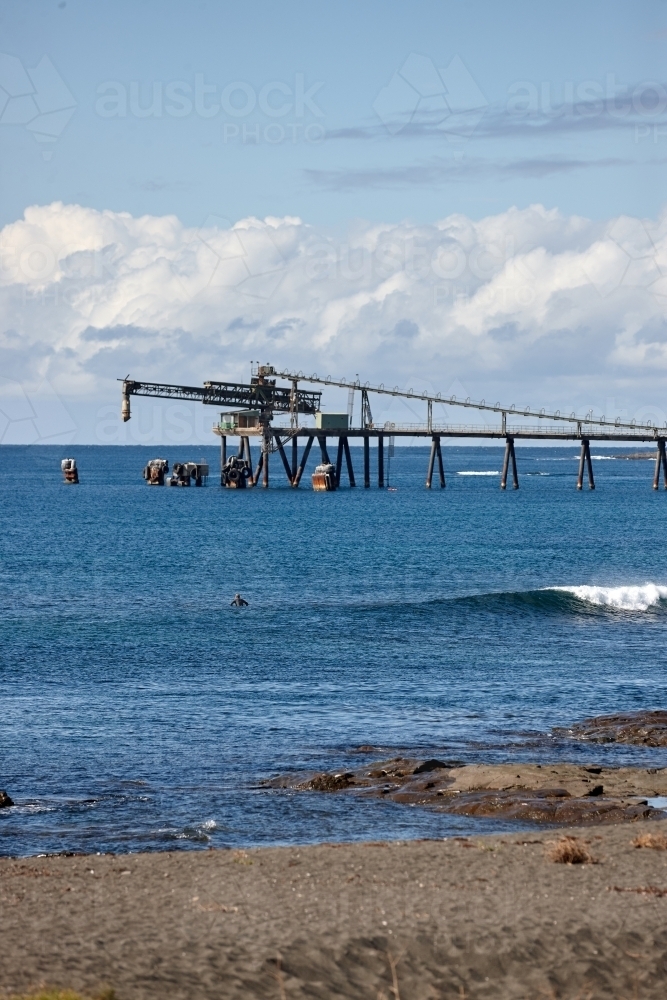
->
[[1, 443, 667, 857]]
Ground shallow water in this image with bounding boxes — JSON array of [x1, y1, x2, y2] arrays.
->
[[1, 443, 666, 856]]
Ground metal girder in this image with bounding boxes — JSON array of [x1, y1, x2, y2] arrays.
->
[[120, 378, 321, 415]]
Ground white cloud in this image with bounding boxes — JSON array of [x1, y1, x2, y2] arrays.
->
[[0, 200, 666, 439]]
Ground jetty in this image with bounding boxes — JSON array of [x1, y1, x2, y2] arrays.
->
[[120, 365, 667, 491]]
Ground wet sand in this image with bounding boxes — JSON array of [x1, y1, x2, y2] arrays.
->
[[2, 819, 667, 1000]]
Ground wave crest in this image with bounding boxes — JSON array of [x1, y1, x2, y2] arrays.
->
[[550, 584, 667, 611]]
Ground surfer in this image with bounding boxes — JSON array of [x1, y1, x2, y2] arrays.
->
[[231, 593, 249, 607]]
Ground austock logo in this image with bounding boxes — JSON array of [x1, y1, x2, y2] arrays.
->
[[583, 217, 665, 299], [0, 376, 76, 443], [373, 52, 487, 142], [0, 53, 76, 159]]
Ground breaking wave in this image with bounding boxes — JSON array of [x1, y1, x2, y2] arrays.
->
[[435, 583, 667, 616], [549, 583, 667, 611]]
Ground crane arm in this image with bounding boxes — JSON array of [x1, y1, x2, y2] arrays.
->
[[119, 378, 321, 422]]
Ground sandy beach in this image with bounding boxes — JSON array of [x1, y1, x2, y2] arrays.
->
[[2, 818, 667, 1000]]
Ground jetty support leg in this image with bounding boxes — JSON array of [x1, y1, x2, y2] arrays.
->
[[378, 433, 384, 488], [262, 436, 269, 488], [243, 436, 252, 468], [654, 438, 667, 490], [335, 438, 344, 487], [292, 435, 298, 481], [585, 439, 595, 490], [220, 435, 226, 486], [319, 436, 330, 464], [426, 436, 437, 488], [501, 438, 511, 490], [294, 436, 314, 487], [510, 438, 519, 489], [237, 436, 245, 458], [253, 452, 263, 486], [343, 437, 356, 487], [435, 436, 445, 487], [577, 441, 586, 490], [275, 433, 293, 484], [364, 436, 370, 488]]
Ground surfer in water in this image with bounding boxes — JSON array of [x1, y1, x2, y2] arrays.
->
[[231, 593, 249, 607]]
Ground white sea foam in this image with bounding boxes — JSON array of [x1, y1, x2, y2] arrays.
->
[[457, 471, 499, 476], [552, 583, 667, 611], [201, 819, 217, 830]]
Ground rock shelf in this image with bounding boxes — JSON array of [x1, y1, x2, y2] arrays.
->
[[264, 759, 667, 825], [554, 709, 667, 746]]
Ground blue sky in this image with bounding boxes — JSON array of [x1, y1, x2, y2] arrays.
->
[[2, 0, 666, 227], [0, 1, 666, 443]]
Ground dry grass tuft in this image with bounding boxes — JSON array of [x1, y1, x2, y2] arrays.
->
[[231, 849, 253, 865], [633, 832, 667, 850], [546, 836, 595, 864], [386, 950, 403, 1000]]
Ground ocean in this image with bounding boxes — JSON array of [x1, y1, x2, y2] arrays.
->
[[1, 443, 666, 857]]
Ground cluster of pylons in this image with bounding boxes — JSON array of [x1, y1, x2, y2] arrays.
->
[[219, 432, 359, 491], [143, 459, 209, 486], [220, 439, 338, 491]]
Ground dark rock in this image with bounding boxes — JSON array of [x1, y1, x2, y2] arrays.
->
[[413, 759, 463, 774], [556, 710, 667, 747], [308, 772, 354, 792], [588, 785, 604, 797], [0, 790, 14, 808]]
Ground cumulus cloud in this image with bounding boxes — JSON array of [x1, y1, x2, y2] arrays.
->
[[0, 200, 666, 438]]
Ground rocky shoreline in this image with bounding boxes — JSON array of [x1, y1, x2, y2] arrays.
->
[[263, 710, 667, 826], [2, 711, 667, 837], [264, 759, 667, 824]]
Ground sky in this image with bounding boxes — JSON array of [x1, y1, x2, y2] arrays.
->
[[0, 0, 666, 443]]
